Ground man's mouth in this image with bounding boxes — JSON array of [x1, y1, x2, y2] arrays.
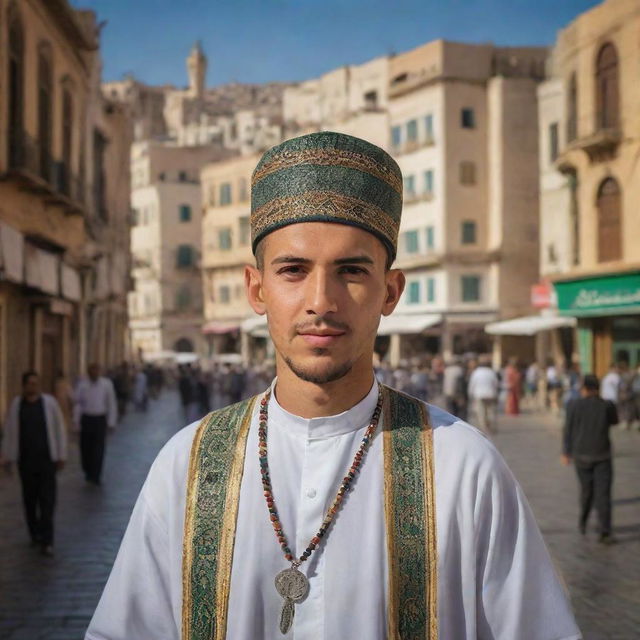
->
[[298, 328, 346, 347]]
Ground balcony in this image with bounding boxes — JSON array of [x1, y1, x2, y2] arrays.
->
[[392, 136, 436, 157], [3, 129, 88, 215], [566, 128, 621, 162]]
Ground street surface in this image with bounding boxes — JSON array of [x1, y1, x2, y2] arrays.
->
[[0, 391, 638, 639]]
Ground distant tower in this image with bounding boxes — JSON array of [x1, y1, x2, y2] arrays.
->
[[187, 41, 207, 98]]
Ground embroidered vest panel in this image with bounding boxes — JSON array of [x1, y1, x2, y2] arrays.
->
[[182, 387, 437, 640]]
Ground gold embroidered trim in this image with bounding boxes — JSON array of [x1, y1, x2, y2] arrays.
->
[[420, 401, 439, 639], [181, 413, 211, 640], [252, 148, 403, 195], [252, 191, 399, 247], [214, 399, 255, 640]]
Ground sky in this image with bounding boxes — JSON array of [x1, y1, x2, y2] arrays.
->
[[72, 0, 602, 88]]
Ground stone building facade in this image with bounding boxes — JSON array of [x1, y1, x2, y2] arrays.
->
[[539, 0, 640, 377], [0, 0, 131, 413]]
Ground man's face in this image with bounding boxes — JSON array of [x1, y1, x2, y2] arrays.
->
[[245, 222, 404, 385], [23, 375, 41, 398]]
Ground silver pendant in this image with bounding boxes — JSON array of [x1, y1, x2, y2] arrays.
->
[[275, 567, 309, 634]]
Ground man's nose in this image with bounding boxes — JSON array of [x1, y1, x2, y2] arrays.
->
[[305, 270, 338, 316]]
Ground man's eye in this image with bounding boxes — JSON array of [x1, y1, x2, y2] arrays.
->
[[340, 266, 367, 275], [277, 266, 303, 275]]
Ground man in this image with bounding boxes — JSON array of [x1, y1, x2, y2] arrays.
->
[[74, 363, 117, 485], [562, 374, 618, 544], [2, 371, 67, 556], [87, 132, 580, 639], [600, 363, 620, 405], [443, 358, 464, 416], [468, 354, 500, 434]]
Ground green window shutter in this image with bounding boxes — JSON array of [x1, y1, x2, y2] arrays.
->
[[405, 230, 419, 254], [408, 281, 421, 304], [461, 276, 480, 302]]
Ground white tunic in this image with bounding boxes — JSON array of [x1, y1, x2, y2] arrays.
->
[[86, 380, 581, 640]]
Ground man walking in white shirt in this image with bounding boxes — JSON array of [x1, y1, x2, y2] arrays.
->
[[468, 355, 499, 434], [74, 363, 118, 485]]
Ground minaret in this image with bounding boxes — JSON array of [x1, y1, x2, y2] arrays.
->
[[187, 40, 207, 98]]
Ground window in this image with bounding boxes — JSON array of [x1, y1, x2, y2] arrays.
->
[[158, 172, 166, 182], [461, 221, 477, 245], [424, 114, 434, 141], [461, 276, 481, 302], [93, 129, 107, 219], [178, 171, 188, 182], [408, 281, 421, 304], [596, 177, 621, 263], [364, 90, 378, 110], [176, 245, 195, 268], [8, 6, 25, 168], [424, 170, 434, 195], [219, 285, 231, 304], [426, 277, 435, 303], [549, 123, 559, 163], [461, 108, 475, 129], [61, 84, 73, 196], [175, 285, 191, 310], [425, 226, 435, 250], [238, 178, 248, 202], [403, 175, 415, 197], [391, 126, 402, 149], [595, 43, 619, 130], [219, 182, 232, 206], [218, 228, 232, 250], [406, 119, 418, 142], [460, 161, 476, 185], [239, 216, 251, 246], [179, 204, 191, 222], [567, 73, 577, 143], [404, 230, 419, 254], [37, 42, 53, 182]]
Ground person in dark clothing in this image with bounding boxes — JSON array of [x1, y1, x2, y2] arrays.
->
[[1, 372, 67, 556], [562, 373, 618, 544]]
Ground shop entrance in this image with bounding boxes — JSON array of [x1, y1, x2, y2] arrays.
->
[[612, 316, 640, 368]]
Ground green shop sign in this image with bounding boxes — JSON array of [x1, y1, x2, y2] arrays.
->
[[555, 272, 640, 317]]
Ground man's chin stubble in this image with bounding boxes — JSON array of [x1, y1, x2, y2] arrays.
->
[[283, 354, 354, 385]]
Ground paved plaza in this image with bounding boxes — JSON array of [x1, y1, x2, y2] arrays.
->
[[0, 391, 638, 639]]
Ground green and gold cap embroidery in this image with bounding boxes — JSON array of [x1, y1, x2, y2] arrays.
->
[[251, 131, 403, 262]]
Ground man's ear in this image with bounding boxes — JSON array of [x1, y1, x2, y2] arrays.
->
[[245, 264, 266, 315], [381, 269, 405, 317]]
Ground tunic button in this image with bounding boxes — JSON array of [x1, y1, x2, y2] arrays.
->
[[306, 488, 317, 498]]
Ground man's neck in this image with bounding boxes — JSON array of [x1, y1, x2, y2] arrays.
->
[[273, 366, 375, 419], [23, 393, 40, 403]]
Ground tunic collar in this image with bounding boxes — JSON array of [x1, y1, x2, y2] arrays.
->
[[268, 376, 379, 439]]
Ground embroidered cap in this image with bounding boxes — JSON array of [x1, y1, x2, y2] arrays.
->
[[251, 131, 403, 262]]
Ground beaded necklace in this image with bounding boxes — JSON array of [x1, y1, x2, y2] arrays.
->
[[258, 386, 383, 634]]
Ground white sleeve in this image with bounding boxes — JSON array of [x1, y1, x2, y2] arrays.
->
[[474, 447, 582, 640], [85, 490, 178, 640]]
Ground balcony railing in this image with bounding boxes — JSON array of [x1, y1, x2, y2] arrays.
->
[[4, 128, 87, 214]]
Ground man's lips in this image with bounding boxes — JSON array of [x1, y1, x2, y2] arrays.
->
[[298, 329, 346, 347]]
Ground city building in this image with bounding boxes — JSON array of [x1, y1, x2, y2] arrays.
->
[[538, 0, 640, 377], [387, 41, 547, 365], [0, 0, 131, 413], [128, 141, 234, 357]]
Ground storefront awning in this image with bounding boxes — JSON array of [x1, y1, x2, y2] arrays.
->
[[0, 222, 24, 283], [485, 314, 576, 336], [25, 243, 59, 296], [377, 313, 441, 336], [202, 321, 239, 335], [241, 316, 268, 335]]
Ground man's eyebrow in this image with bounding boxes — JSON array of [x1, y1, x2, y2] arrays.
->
[[334, 255, 374, 265], [270, 255, 312, 265]]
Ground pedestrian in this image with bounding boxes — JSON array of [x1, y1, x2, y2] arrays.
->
[[132, 367, 148, 412], [600, 363, 620, 407], [617, 361, 636, 430], [562, 373, 618, 544], [74, 363, 118, 486], [112, 361, 131, 420], [443, 358, 464, 415], [1, 371, 67, 556], [504, 357, 522, 416], [87, 132, 579, 639], [524, 361, 540, 410], [468, 354, 500, 433], [54, 370, 75, 435], [546, 360, 562, 413]]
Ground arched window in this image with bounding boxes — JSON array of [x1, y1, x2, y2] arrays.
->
[[595, 43, 619, 130], [567, 73, 577, 143], [174, 338, 194, 353], [8, 5, 25, 166], [61, 77, 74, 196], [597, 177, 622, 263], [37, 42, 54, 182]]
